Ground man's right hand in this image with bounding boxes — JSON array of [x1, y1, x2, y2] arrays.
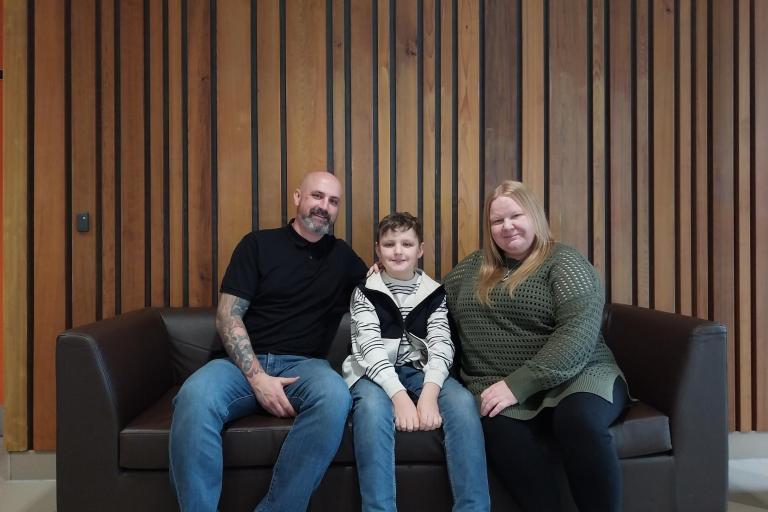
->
[[250, 372, 299, 418], [391, 390, 420, 432]]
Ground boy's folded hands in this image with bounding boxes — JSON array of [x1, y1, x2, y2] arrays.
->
[[391, 386, 443, 432]]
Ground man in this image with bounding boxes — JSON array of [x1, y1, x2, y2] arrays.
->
[[169, 171, 368, 512]]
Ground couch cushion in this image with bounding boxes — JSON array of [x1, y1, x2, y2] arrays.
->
[[611, 401, 672, 458]]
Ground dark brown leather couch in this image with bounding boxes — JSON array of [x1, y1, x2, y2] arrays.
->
[[56, 304, 727, 512]]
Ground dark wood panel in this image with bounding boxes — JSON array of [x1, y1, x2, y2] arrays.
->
[[484, 0, 518, 190], [149, 0, 165, 306], [652, 0, 676, 312], [377, 0, 392, 220], [677, 0, 692, 316], [71, 0, 97, 326], [394, 0, 418, 215], [755, 0, 768, 430], [422, 0, 437, 276], [216, 0, 253, 283], [591, 0, 607, 280], [256, 0, 282, 230], [33, 0, 66, 450], [438, 0, 453, 274], [3, 0, 30, 451], [187, 0, 213, 307], [100, 0, 117, 318], [635, 0, 651, 308], [548, 0, 589, 255], [609, 0, 633, 304], [712, 0, 737, 430], [119, 0, 147, 313], [457, 0, 480, 261], [350, 0, 374, 264], [693, 0, 708, 319], [168, 0, 184, 306], [521, 0, 545, 202]]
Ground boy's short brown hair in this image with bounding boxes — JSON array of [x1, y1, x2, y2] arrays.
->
[[377, 212, 423, 243]]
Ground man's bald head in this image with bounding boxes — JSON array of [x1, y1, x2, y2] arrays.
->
[[292, 171, 343, 242]]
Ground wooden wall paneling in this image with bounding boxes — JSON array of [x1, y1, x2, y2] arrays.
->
[[186, 0, 212, 307], [3, 0, 29, 451], [216, 0, 253, 283], [548, 0, 589, 255], [377, 0, 391, 219], [755, 0, 768, 430], [350, 0, 374, 264], [677, 0, 692, 316], [71, 0, 97, 327], [591, 0, 607, 281], [484, 0, 517, 190], [457, 0, 480, 261], [651, 0, 675, 313], [438, 0, 453, 274], [693, 0, 708, 318], [34, 0, 66, 450], [608, 0, 633, 305], [101, 0, 117, 317], [422, 0, 436, 277], [256, 0, 283, 229], [635, 0, 651, 308], [332, 0, 347, 240], [521, 0, 545, 205], [736, 0, 753, 430], [394, 0, 418, 215], [285, 0, 327, 198], [119, 0, 147, 313], [149, 0, 166, 306], [168, 0, 184, 306], [712, 0, 737, 430]]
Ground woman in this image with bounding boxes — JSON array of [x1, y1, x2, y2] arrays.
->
[[443, 180, 629, 512]]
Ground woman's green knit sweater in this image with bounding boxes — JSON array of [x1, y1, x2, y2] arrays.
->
[[443, 243, 625, 420]]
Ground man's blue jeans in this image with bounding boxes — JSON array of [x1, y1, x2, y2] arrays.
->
[[350, 365, 490, 512], [169, 355, 352, 512]]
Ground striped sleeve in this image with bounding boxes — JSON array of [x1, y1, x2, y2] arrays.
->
[[349, 288, 405, 397], [422, 296, 454, 388]]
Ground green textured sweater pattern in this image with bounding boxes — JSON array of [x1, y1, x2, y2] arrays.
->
[[443, 243, 625, 420]]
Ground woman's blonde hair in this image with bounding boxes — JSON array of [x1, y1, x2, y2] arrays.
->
[[475, 180, 554, 304]]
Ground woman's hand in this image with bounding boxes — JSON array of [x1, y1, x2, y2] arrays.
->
[[480, 380, 518, 417], [366, 261, 383, 277]]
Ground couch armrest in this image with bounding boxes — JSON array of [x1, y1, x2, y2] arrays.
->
[[56, 308, 174, 510], [603, 303, 727, 512]]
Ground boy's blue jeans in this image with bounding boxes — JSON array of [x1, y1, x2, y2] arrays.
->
[[350, 365, 491, 512], [169, 355, 352, 512]]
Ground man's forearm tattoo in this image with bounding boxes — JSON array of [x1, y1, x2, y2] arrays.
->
[[219, 296, 263, 379]]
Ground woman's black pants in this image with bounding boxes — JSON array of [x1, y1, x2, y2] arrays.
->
[[482, 378, 629, 512]]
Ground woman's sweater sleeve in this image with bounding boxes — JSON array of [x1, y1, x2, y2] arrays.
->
[[349, 288, 405, 398], [504, 250, 604, 404]]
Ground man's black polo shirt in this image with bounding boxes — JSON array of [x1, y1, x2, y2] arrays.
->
[[220, 222, 367, 357]]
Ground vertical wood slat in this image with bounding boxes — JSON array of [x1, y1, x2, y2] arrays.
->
[[484, 0, 518, 189], [635, 0, 651, 308], [149, 0, 165, 306], [548, 0, 589, 255], [693, 0, 708, 320], [71, 0, 97, 327], [256, 0, 282, 230], [677, 0, 692, 316], [101, 0, 117, 317], [591, 0, 607, 282], [331, 0, 347, 240], [422, 0, 437, 277], [521, 0, 545, 203], [34, 0, 66, 450], [438, 0, 454, 277], [736, 0, 753, 430], [609, 0, 633, 305], [120, 0, 146, 313], [394, 0, 418, 215], [350, 0, 374, 263], [285, 0, 327, 196], [377, 0, 391, 219], [456, 0, 479, 261], [168, 0, 184, 306], [651, 0, 675, 312], [3, 0, 29, 451], [216, 0, 253, 283], [712, 0, 737, 431], [755, 0, 768, 430]]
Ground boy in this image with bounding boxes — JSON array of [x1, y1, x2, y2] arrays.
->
[[342, 212, 490, 512]]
